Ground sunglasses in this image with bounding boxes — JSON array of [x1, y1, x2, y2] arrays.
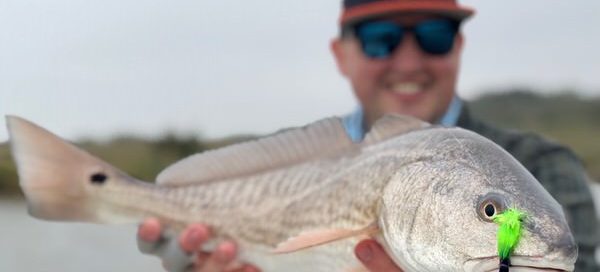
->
[[351, 19, 460, 59]]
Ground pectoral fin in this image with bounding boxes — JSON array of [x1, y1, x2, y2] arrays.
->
[[273, 223, 379, 254]]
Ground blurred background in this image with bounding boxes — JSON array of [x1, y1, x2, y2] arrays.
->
[[0, 0, 598, 271]]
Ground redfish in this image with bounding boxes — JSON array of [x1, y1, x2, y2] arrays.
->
[[6, 115, 576, 271]]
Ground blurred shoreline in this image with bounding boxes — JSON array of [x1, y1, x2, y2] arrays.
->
[[3, 91, 599, 196]]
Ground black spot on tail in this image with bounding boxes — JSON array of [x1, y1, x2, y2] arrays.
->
[[90, 173, 107, 185]]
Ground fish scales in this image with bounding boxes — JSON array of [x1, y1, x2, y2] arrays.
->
[[94, 154, 380, 246], [181, 159, 384, 245], [143, 132, 412, 249], [6, 114, 578, 271]]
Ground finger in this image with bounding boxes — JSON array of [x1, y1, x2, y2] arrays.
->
[[193, 254, 260, 272], [161, 235, 194, 272], [137, 218, 165, 254], [226, 265, 261, 272], [179, 224, 212, 253], [191, 251, 210, 269], [355, 239, 403, 272], [197, 241, 238, 272], [139, 218, 162, 241]]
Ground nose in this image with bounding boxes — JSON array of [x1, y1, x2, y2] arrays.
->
[[388, 33, 425, 73], [528, 218, 579, 263], [549, 231, 578, 262]]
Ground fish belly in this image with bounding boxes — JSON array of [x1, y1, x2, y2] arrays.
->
[[239, 238, 365, 272]]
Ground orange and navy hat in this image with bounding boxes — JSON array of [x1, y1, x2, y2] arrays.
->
[[340, 0, 475, 26]]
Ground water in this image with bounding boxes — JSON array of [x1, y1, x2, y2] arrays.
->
[[1, 184, 599, 271], [0, 199, 163, 272]]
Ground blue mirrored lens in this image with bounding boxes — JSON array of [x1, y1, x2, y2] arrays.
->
[[414, 20, 457, 55], [354, 19, 458, 58], [355, 22, 402, 59]]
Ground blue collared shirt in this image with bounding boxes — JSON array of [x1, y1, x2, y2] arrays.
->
[[342, 96, 463, 142]]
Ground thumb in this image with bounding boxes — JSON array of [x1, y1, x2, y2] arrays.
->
[[355, 239, 404, 272]]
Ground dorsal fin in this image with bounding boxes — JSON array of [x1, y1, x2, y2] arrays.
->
[[157, 114, 428, 186], [363, 114, 429, 145], [156, 117, 355, 186]]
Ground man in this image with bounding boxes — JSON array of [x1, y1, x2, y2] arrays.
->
[[138, 0, 600, 271]]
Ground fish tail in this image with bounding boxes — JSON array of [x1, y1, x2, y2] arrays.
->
[[6, 115, 140, 224]]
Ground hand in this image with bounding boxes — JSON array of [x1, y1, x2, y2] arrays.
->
[[137, 217, 261, 272], [355, 239, 404, 272]]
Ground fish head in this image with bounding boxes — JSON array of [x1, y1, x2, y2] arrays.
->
[[377, 128, 577, 271]]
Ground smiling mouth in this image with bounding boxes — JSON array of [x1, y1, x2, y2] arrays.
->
[[389, 82, 425, 95], [464, 256, 573, 272]]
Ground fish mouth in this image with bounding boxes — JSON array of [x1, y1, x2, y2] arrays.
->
[[464, 256, 573, 272]]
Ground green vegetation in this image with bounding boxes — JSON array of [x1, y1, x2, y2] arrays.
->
[[1, 90, 598, 195], [0, 145, 18, 194], [468, 90, 600, 182]]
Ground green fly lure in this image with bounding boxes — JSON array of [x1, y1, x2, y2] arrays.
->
[[493, 208, 526, 272]]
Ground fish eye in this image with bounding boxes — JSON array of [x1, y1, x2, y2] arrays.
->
[[477, 194, 506, 222], [484, 203, 496, 217], [90, 172, 108, 185]]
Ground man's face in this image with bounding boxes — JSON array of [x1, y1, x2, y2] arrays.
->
[[332, 14, 464, 128]]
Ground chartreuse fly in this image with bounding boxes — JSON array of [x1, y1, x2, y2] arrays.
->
[[493, 208, 526, 272]]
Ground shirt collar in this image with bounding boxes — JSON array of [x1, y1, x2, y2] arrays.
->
[[439, 96, 463, 127], [342, 96, 463, 142]]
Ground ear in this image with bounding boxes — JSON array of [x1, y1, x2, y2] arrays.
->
[[454, 32, 465, 53], [330, 38, 350, 77]]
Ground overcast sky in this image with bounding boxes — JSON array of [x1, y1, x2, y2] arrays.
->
[[1, 0, 599, 143]]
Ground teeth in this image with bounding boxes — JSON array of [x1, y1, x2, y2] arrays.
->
[[391, 83, 421, 95]]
